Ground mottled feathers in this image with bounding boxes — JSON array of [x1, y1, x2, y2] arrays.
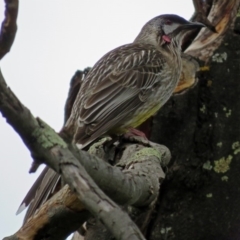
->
[[64, 44, 170, 148]]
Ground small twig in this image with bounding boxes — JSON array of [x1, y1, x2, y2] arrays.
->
[[0, 0, 19, 60]]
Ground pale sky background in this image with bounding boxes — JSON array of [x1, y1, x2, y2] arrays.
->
[[0, 0, 194, 238]]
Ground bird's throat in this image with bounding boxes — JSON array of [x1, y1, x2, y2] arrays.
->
[[162, 35, 171, 43]]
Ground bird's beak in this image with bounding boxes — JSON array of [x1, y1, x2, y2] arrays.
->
[[171, 21, 205, 37], [180, 21, 206, 30]]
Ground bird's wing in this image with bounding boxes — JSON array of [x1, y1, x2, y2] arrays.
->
[[71, 44, 167, 147]]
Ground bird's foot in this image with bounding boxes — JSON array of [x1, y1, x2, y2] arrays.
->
[[126, 128, 147, 138], [123, 128, 151, 146]]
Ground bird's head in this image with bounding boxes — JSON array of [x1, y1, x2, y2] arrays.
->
[[134, 14, 205, 48]]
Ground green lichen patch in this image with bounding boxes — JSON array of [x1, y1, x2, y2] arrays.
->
[[213, 155, 232, 173], [160, 227, 172, 234], [221, 176, 229, 182], [226, 109, 232, 118], [203, 161, 213, 170], [200, 104, 206, 113], [32, 118, 67, 149], [206, 193, 213, 198], [212, 52, 227, 63], [129, 147, 162, 164], [232, 141, 240, 155], [216, 142, 222, 148], [222, 107, 232, 117], [88, 137, 112, 155]]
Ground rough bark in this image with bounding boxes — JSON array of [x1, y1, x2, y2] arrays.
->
[[149, 8, 240, 240], [3, 143, 168, 240]]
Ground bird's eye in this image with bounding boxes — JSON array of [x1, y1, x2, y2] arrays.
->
[[165, 20, 172, 25]]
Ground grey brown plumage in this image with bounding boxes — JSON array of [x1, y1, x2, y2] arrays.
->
[[17, 14, 205, 220], [63, 15, 204, 148], [64, 44, 178, 148]]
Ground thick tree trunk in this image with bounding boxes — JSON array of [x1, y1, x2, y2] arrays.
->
[[149, 14, 240, 240]]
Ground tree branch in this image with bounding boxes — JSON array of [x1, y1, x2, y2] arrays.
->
[[6, 142, 168, 239], [0, 67, 169, 239], [0, 69, 152, 240]]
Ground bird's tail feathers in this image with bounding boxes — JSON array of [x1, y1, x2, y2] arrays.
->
[[17, 167, 60, 224]]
